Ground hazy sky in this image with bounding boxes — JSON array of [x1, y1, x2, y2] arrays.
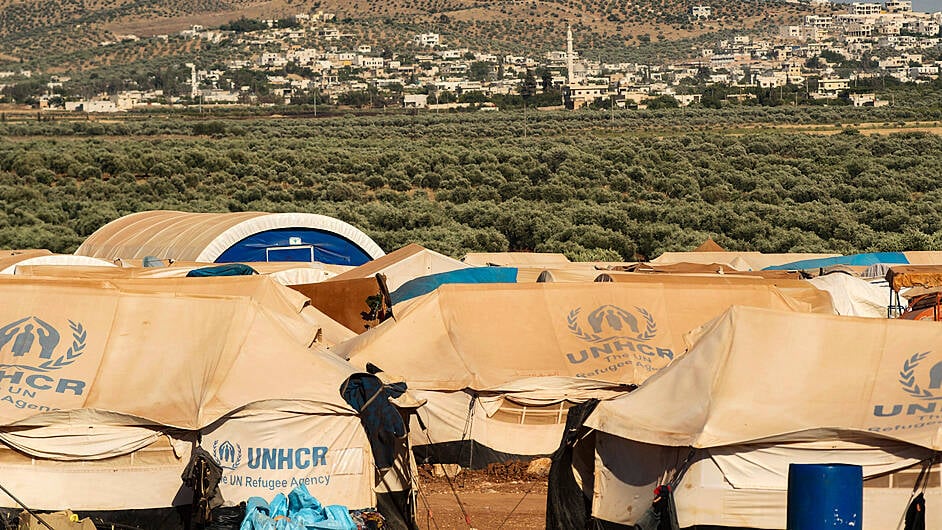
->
[[829, 0, 942, 13]]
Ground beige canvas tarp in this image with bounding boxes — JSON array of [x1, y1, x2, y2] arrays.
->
[[292, 277, 384, 334], [18, 261, 341, 286], [0, 276, 357, 427], [586, 305, 942, 449], [590, 432, 940, 528], [584, 306, 942, 528], [0, 276, 376, 511], [329, 243, 467, 292], [462, 252, 572, 267], [0, 255, 116, 275], [650, 251, 841, 271], [10, 273, 354, 346], [335, 281, 832, 390]]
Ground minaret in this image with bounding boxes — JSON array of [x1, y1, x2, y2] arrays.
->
[[186, 63, 198, 98], [567, 24, 574, 85]]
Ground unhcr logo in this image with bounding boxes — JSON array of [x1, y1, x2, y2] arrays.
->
[[564, 305, 674, 365], [873, 351, 942, 418], [213, 440, 243, 470], [0, 317, 86, 372], [0, 316, 88, 398]]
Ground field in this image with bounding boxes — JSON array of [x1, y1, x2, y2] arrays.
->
[[0, 106, 941, 261]]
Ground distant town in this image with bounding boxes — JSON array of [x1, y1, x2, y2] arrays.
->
[[12, 0, 942, 113]]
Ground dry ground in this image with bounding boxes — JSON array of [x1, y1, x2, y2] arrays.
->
[[415, 462, 548, 530]]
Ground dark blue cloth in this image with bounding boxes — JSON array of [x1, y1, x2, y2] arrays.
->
[[186, 263, 258, 277], [340, 369, 407, 470]]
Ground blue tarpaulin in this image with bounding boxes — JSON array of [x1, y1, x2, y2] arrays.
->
[[390, 267, 518, 305], [240, 484, 355, 530], [763, 252, 909, 271], [215, 228, 373, 266]]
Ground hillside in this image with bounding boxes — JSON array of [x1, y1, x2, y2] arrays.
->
[[0, 0, 828, 70]]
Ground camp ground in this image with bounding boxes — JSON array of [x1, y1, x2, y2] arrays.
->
[[7, 210, 942, 530], [552, 306, 942, 529], [334, 279, 836, 467], [0, 276, 412, 529]]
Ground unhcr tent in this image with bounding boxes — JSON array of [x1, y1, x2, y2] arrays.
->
[[75, 211, 384, 265], [0, 276, 405, 527], [571, 307, 942, 529], [651, 251, 841, 271], [335, 280, 834, 466]]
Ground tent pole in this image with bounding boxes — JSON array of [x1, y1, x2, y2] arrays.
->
[[0, 481, 55, 530]]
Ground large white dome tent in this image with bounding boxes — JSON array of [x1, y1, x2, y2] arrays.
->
[[75, 211, 385, 265]]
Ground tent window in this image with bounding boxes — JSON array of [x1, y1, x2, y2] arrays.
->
[[864, 462, 941, 489], [491, 401, 574, 425]]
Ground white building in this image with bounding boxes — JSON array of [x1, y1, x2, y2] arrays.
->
[[414, 33, 440, 47], [885, 0, 912, 12], [804, 15, 833, 29], [691, 5, 712, 19], [849, 2, 881, 15]]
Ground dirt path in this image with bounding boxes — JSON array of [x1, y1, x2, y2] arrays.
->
[[414, 462, 548, 530]]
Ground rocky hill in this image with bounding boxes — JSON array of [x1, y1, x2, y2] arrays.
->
[[0, 0, 830, 68]]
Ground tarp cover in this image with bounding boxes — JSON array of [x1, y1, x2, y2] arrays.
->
[[328, 243, 468, 292], [335, 281, 829, 391], [808, 273, 895, 318], [887, 265, 942, 291], [650, 251, 841, 271], [764, 252, 909, 271], [586, 305, 942, 449], [0, 276, 357, 428], [390, 267, 517, 305]]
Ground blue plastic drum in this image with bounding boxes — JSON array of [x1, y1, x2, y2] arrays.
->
[[787, 463, 863, 529]]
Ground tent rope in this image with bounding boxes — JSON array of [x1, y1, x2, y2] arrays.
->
[[495, 481, 536, 530], [417, 410, 475, 529]]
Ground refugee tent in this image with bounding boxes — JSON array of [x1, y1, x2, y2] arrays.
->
[[461, 252, 572, 267], [651, 251, 841, 271], [0, 253, 116, 275], [565, 306, 942, 529], [0, 276, 410, 528], [17, 261, 342, 286], [75, 210, 385, 266], [335, 280, 835, 466], [327, 243, 467, 292], [10, 273, 356, 347]]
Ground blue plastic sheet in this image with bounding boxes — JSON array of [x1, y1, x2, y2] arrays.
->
[[763, 252, 908, 271], [390, 267, 518, 305], [240, 485, 355, 530]]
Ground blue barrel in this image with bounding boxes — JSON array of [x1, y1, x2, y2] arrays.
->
[[787, 463, 862, 529]]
